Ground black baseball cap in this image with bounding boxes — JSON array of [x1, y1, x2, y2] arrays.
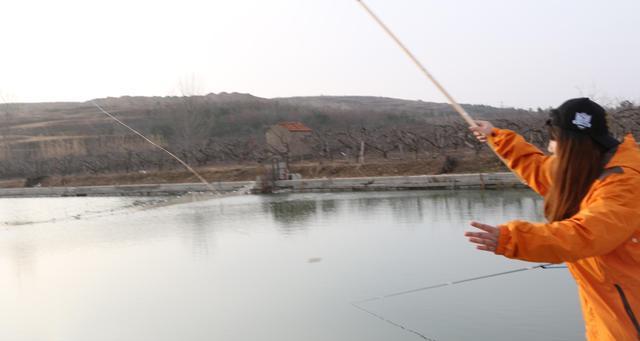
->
[[546, 97, 620, 149]]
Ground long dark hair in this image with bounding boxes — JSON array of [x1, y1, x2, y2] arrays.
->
[[544, 125, 607, 222]]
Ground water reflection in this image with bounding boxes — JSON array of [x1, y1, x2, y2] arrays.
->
[[261, 190, 546, 235], [7, 239, 37, 287], [178, 209, 215, 256], [0, 190, 579, 341], [319, 199, 337, 214], [263, 199, 317, 233]]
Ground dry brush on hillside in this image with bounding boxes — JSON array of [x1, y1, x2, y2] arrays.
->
[[0, 95, 638, 183]]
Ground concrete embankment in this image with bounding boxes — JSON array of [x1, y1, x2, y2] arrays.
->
[[0, 172, 525, 198], [0, 181, 255, 198], [271, 172, 524, 192]]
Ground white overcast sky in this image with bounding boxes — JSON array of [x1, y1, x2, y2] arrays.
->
[[1, 0, 638, 108]]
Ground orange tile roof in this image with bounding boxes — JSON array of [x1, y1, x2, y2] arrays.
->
[[278, 121, 312, 132]]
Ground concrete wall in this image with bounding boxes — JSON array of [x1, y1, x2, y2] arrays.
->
[[270, 172, 524, 192], [0, 181, 255, 198], [0, 172, 526, 198]]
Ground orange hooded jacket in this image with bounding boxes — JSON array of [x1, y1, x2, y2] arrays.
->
[[488, 128, 640, 341]]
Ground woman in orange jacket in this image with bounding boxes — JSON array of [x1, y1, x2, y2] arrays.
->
[[466, 98, 640, 341]]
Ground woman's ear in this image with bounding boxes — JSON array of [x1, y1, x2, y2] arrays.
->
[[547, 140, 557, 154]]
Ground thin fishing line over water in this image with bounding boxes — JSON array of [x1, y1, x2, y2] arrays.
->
[[350, 263, 566, 340], [1, 183, 254, 229], [1, 198, 164, 226], [4, 101, 253, 228], [352, 263, 557, 305], [0, 103, 255, 228], [351, 303, 436, 341]]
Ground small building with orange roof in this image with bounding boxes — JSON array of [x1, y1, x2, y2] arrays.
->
[[266, 121, 313, 160]]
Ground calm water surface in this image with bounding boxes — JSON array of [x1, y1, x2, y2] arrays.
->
[[0, 190, 583, 341]]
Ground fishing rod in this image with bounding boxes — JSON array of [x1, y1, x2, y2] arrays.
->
[[351, 263, 565, 340], [355, 0, 476, 127], [355, 0, 519, 178], [352, 1, 556, 338]]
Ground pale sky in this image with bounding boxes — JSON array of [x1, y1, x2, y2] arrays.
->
[[1, 0, 638, 108]]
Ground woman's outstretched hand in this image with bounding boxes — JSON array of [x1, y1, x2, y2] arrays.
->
[[465, 221, 501, 252], [469, 120, 495, 143]]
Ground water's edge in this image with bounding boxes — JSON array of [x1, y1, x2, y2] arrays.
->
[[0, 172, 525, 198]]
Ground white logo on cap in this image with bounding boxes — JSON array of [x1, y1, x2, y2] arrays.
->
[[572, 112, 592, 130]]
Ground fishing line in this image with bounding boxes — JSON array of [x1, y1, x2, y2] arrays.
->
[[1, 186, 255, 236], [352, 263, 557, 305], [1, 198, 166, 227], [91, 101, 220, 194], [351, 263, 564, 340], [1, 104, 255, 226], [351, 302, 437, 341], [5, 102, 250, 226], [0, 183, 255, 227]]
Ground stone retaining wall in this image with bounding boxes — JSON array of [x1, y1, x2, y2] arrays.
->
[[271, 172, 524, 192], [0, 172, 525, 198], [0, 181, 255, 198]]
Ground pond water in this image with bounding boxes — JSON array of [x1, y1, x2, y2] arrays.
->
[[0, 190, 583, 341]]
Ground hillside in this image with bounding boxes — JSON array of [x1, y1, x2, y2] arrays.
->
[[0, 93, 536, 138], [0, 94, 637, 185]]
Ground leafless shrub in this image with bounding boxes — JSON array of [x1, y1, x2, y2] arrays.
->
[[1, 97, 637, 180]]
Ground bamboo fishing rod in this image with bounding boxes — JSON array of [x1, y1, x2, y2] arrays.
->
[[355, 0, 522, 182], [352, 2, 538, 338], [355, 0, 477, 128]]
